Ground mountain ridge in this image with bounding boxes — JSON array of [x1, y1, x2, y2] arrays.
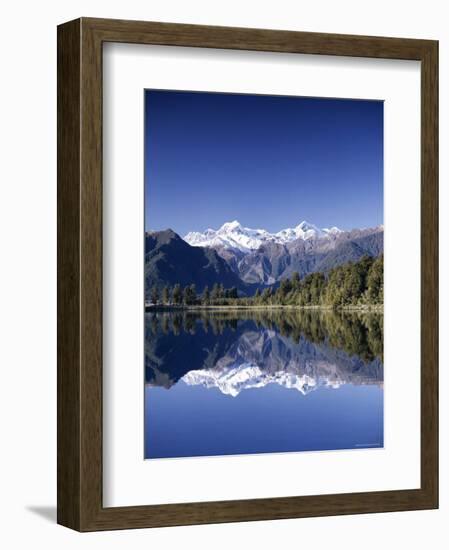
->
[[184, 219, 350, 252], [145, 229, 258, 297], [145, 222, 383, 292]]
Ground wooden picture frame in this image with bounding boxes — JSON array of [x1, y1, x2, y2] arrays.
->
[[57, 17, 438, 531]]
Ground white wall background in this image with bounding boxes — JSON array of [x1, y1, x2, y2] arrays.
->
[[0, 1, 446, 548]]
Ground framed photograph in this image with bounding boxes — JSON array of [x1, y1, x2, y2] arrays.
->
[[57, 17, 438, 531]]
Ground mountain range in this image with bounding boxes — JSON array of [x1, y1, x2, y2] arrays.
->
[[181, 327, 382, 396], [146, 220, 383, 294], [145, 317, 383, 394], [184, 220, 343, 252]]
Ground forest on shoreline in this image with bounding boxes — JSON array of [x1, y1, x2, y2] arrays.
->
[[146, 307, 384, 364], [147, 254, 383, 310]]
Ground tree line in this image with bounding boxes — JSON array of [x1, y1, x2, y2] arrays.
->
[[146, 308, 383, 364], [251, 254, 383, 307], [149, 282, 239, 306], [148, 255, 383, 308]]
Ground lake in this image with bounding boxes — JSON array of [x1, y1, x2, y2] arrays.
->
[[144, 309, 383, 459]]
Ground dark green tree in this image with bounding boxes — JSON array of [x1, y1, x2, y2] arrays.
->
[[151, 286, 159, 305], [189, 283, 197, 305], [218, 283, 225, 299], [182, 284, 197, 305], [366, 255, 383, 303], [172, 283, 182, 305], [202, 285, 210, 305], [291, 271, 300, 291], [211, 283, 220, 303], [162, 285, 170, 305], [278, 278, 292, 302], [261, 287, 273, 303]]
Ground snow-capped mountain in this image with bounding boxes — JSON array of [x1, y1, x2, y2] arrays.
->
[[184, 220, 343, 253], [146, 223, 383, 288], [184, 220, 274, 252], [177, 325, 382, 396], [182, 362, 342, 397], [146, 317, 384, 392]]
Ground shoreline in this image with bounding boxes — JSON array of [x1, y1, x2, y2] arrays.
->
[[145, 304, 383, 313]]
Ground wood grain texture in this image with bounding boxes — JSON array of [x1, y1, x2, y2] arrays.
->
[[57, 17, 439, 532], [57, 18, 81, 531], [420, 41, 439, 505]]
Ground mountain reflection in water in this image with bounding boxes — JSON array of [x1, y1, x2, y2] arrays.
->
[[145, 309, 384, 459]]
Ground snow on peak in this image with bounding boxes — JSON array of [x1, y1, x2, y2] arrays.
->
[[296, 220, 318, 231], [219, 220, 242, 232], [184, 219, 342, 252], [294, 220, 324, 239], [181, 363, 341, 397], [323, 226, 343, 235]]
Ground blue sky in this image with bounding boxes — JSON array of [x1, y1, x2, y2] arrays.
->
[[144, 90, 383, 235]]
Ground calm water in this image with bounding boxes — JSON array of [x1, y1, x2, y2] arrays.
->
[[144, 309, 383, 459]]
